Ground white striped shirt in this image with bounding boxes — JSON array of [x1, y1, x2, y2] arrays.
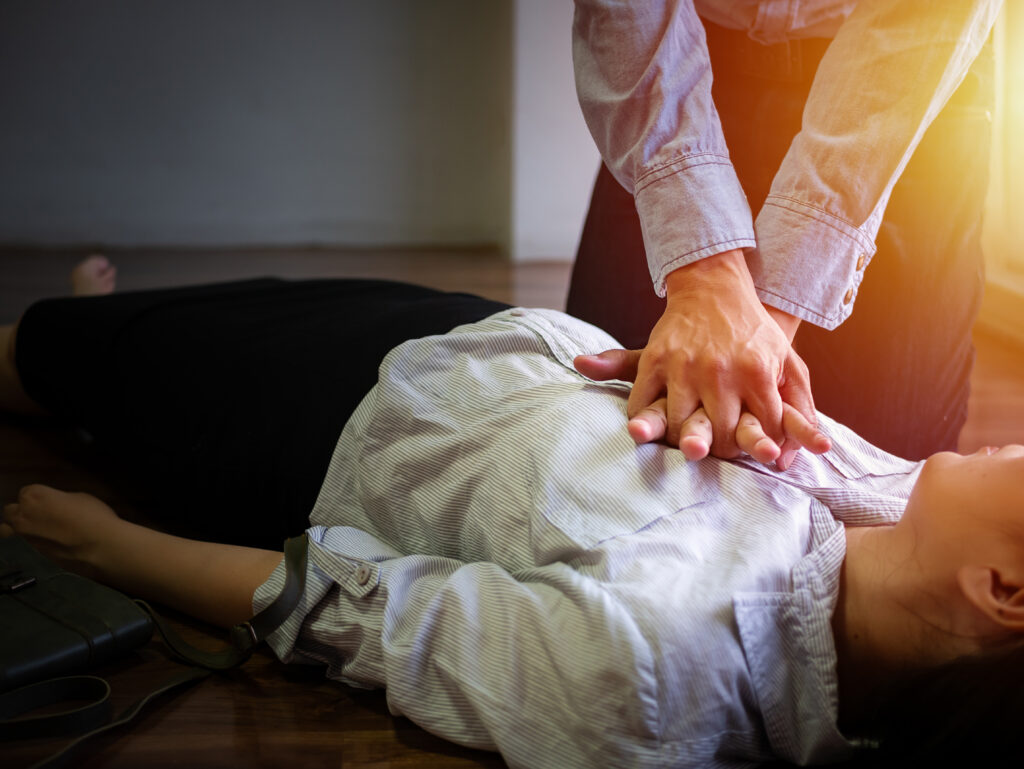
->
[[254, 308, 921, 768]]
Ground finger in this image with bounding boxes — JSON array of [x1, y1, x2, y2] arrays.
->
[[775, 405, 832, 472], [573, 348, 643, 383], [735, 412, 781, 464], [664, 382, 700, 448], [0, 522, 14, 538], [778, 351, 817, 428], [627, 397, 667, 444], [626, 355, 669, 420], [677, 407, 713, 461], [699, 388, 742, 459], [741, 381, 786, 448], [2, 502, 17, 524], [782, 402, 831, 454]]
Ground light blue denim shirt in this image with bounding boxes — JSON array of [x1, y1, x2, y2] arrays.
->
[[572, 0, 1001, 328]]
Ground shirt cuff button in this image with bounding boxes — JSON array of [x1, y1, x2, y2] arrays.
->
[[855, 254, 866, 271], [355, 564, 373, 585], [843, 288, 854, 305]]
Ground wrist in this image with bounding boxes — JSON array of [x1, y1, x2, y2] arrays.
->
[[664, 249, 749, 296], [764, 304, 801, 344]]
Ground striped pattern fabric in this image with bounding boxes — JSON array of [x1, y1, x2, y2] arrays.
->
[[253, 308, 921, 768]]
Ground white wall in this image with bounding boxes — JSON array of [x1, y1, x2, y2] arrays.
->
[[0, 0, 512, 249], [510, 0, 600, 261], [0, 1, 598, 259]]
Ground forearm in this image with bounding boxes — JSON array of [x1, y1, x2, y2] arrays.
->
[[751, 0, 1000, 329], [573, 0, 755, 295], [94, 520, 283, 628]]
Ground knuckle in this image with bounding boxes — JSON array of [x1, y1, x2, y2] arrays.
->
[[787, 355, 811, 381], [639, 406, 666, 424], [738, 413, 761, 430], [737, 352, 769, 377], [643, 347, 669, 370], [701, 354, 729, 377], [689, 411, 711, 429]]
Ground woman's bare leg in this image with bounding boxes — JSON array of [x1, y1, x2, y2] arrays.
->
[[1, 484, 283, 627], [0, 255, 118, 415]]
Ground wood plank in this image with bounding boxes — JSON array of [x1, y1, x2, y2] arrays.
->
[[4, 246, 1024, 768]]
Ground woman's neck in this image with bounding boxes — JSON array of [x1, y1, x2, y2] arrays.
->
[[833, 524, 954, 732]]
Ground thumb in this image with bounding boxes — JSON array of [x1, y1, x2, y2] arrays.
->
[[573, 348, 643, 382], [778, 352, 817, 427]]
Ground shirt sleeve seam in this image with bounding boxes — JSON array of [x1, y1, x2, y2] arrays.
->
[[761, 195, 873, 250], [634, 152, 734, 194]]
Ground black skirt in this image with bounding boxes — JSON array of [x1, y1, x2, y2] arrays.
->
[[15, 278, 509, 547]]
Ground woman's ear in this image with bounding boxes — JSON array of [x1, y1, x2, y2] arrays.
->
[[957, 565, 1024, 631]]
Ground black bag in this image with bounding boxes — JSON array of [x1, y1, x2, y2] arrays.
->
[[0, 534, 308, 767], [0, 536, 153, 692]]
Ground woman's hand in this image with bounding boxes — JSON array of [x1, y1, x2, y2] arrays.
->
[[1, 484, 122, 579]]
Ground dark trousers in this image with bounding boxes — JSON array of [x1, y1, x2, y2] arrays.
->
[[566, 22, 993, 460], [16, 279, 509, 547]]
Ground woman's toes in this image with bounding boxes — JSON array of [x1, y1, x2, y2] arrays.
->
[[71, 254, 118, 296]]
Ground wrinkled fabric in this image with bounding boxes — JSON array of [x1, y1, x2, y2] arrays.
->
[[255, 308, 921, 768], [572, 0, 1001, 328]]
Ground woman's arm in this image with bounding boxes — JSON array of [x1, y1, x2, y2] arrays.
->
[[1, 484, 283, 628]]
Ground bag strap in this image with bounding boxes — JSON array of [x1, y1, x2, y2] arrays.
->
[[0, 533, 309, 767], [0, 669, 208, 769], [138, 533, 309, 670], [0, 676, 113, 740]]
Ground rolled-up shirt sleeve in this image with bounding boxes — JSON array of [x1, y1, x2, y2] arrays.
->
[[253, 524, 660, 768], [573, 0, 756, 296], [750, 0, 1001, 328]]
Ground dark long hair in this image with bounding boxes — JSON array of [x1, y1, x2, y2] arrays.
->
[[834, 639, 1024, 767]]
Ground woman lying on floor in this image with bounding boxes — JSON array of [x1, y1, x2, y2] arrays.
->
[[2, 257, 1023, 768]]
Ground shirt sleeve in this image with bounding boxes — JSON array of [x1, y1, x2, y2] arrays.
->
[[750, 0, 1001, 329], [253, 525, 662, 768], [572, 0, 757, 297]]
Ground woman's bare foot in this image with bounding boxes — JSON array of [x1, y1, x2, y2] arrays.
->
[[70, 254, 117, 296]]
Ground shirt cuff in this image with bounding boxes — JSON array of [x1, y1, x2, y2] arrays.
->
[[633, 153, 756, 297], [252, 525, 397, 677], [749, 195, 877, 330]]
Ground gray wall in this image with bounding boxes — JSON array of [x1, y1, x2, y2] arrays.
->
[[0, 1, 512, 248]]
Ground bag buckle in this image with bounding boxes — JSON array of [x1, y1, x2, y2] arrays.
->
[[1, 574, 37, 593]]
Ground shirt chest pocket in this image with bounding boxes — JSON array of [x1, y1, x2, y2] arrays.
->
[[537, 446, 715, 551]]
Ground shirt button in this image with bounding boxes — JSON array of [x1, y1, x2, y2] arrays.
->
[[843, 288, 854, 305], [509, 309, 524, 317], [855, 253, 866, 271], [355, 564, 372, 585]]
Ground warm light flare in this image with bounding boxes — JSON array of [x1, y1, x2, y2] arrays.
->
[[986, 4, 1024, 273]]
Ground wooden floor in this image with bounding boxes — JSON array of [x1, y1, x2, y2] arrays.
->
[[3, 247, 1024, 768]]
